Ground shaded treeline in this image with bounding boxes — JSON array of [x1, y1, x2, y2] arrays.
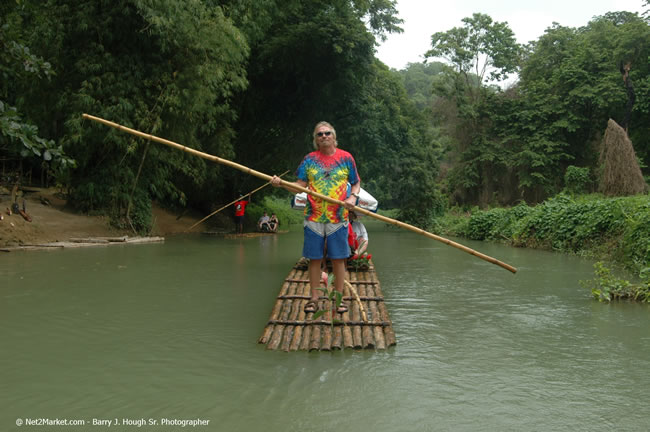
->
[[2, 0, 443, 230], [1, 1, 648, 232]]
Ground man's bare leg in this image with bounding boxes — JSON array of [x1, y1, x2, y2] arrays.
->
[[308, 258, 322, 303]]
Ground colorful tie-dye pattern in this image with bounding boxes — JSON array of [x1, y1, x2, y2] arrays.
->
[[296, 148, 360, 223]]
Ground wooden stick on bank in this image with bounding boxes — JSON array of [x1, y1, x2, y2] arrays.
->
[[186, 170, 290, 231], [82, 113, 517, 274]]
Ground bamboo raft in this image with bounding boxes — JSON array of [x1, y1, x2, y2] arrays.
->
[[258, 259, 396, 351], [0, 236, 164, 252]]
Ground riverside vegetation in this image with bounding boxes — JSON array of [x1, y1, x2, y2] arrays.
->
[[435, 193, 650, 302]]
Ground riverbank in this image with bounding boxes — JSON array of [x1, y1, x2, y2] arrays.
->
[[437, 194, 648, 272], [0, 187, 203, 248], [435, 193, 650, 301]]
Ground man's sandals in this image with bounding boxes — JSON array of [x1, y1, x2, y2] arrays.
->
[[303, 300, 348, 314], [304, 301, 318, 313]]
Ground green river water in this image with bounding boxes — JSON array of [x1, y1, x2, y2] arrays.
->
[[1, 220, 649, 431]]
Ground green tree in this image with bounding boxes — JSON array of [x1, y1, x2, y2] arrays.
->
[[10, 0, 249, 230], [516, 12, 650, 188], [472, 12, 650, 204], [231, 1, 407, 189], [0, 9, 74, 184], [432, 11, 650, 206], [232, 0, 378, 172], [227, 0, 445, 226], [425, 13, 521, 104], [341, 62, 444, 217], [5, 0, 445, 229], [424, 13, 521, 206], [398, 62, 446, 111]]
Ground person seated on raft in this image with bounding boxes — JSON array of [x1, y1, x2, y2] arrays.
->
[[268, 213, 279, 232], [347, 210, 368, 257], [258, 212, 272, 232]]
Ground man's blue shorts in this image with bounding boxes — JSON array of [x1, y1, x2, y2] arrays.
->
[[303, 221, 350, 259]]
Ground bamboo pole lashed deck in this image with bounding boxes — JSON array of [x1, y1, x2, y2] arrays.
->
[[258, 259, 396, 351]]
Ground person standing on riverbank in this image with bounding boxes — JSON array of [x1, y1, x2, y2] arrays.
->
[[271, 121, 360, 314], [233, 193, 250, 234]]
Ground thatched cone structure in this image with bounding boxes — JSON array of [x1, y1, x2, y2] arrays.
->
[[598, 119, 648, 196]]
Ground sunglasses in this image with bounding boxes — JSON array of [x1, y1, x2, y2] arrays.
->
[[316, 131, 332, 137]]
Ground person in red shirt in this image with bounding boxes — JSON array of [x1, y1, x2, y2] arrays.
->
[[233, 193, 250, 234]]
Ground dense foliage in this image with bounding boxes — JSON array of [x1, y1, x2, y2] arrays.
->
[[245, 195, 304, 232], [1, 1, 648, 238], [412, 11, 650, 207], [439, 194, 649, 278], [2, 0, 444, 229], [583, 261, 650, 303], [230, 0, 442, 226], [0, 13, 75, 183], [3, 0, 252, 230]]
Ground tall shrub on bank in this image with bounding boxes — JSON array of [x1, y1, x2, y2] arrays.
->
[[564, 165, 592, 194]]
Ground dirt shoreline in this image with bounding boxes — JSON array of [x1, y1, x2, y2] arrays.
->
[[0, 187, 205, 249]]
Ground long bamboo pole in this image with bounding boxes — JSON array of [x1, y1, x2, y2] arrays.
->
[[186, 170, 289, 231], [344, 280, 368, 322], [82, 113, 517, 273]]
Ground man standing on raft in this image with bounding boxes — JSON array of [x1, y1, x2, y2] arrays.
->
[[271, 121, 360, 314]]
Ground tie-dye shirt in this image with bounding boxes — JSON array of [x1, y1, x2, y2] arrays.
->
[[296, 148, 360, 223]]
